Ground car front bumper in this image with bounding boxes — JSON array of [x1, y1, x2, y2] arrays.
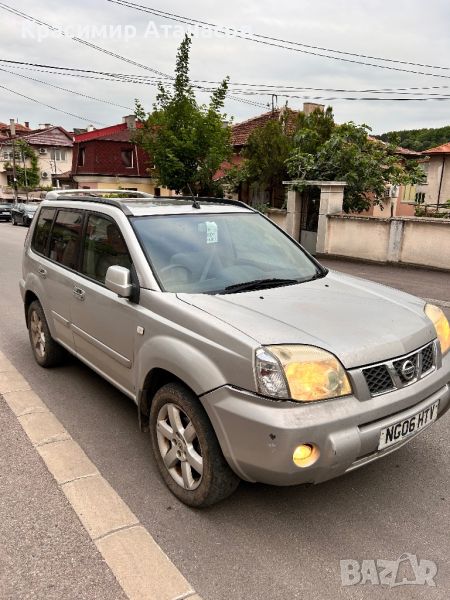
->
[[201, 352, 450, 485]]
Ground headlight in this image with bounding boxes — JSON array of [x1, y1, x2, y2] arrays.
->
[[425, 304, 450, 356], [255, 345, 352, 402]]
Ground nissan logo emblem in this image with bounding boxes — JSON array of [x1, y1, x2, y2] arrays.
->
[[401, 359, 416, 381]]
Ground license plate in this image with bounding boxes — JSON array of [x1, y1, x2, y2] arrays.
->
[[378, 400, 439, 450]]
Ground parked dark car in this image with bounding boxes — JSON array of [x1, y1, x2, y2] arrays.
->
[[11, 203, 39, 227], [0, 202, 13, 222]]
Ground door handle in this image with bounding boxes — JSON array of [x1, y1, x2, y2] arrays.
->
[[73, 286, 86, 301], [38, 266, 47, 279]]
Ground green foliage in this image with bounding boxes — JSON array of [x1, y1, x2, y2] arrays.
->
[[377, 126, 450, 152], [242, 114, 294, 204], [135, 35, 232, 196], [286, 112, 426, 212], [5, 139, 40, 189]]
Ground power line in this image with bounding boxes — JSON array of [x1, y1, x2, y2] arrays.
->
[[2, 61, 449, 104], [0, 4, 266, 109], [109, 0, 450, 71], [3, 59, 450, 98], [0, 83, 107, 124], [0, 2, 172, 79], [107, 0, 450, 80], [0, 66, 135, 110]]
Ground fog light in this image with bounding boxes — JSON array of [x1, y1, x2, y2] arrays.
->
[[293, 444, 319, 468]]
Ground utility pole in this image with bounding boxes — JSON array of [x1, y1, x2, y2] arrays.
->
[[21, 147, 29, 201], [9, 119, 18, 202]]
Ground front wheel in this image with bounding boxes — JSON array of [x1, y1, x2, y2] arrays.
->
[[150, 383, 240, 507], [27, 301, 65, 367]]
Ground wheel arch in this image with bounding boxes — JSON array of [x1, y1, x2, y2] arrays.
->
[[138, 367, 198, 432], [24, 290, 39, 328]]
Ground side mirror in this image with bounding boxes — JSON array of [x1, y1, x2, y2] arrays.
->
[[105, 266, 133, 298]]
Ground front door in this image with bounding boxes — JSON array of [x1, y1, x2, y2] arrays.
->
[[70, 213, 137, 396]]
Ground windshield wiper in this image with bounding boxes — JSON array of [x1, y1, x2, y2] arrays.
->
[[221, 278, 300, 294], [303, 268, 328, 283]]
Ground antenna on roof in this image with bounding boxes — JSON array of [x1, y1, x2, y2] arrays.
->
[[187, 184, 201, 209]]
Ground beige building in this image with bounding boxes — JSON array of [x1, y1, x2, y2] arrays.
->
[[0, 125, 73, 191], [417, 143, 450, 208]]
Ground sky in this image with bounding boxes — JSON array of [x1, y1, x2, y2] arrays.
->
[[0, 0, 449, 136]]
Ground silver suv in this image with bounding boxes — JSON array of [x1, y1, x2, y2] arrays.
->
[[20, 195, 450, 506]]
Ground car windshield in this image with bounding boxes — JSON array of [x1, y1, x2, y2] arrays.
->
[[132, 212, 322, 294], [23, 204, 38, 211]]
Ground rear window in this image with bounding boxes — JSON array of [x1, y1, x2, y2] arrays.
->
[[48, 210, 84, 270], [32, 208, 56, 256]]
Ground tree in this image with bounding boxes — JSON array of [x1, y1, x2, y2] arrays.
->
[[5, 139, 40, 189], [287, 113, 426, 212], [224, 106, 336, 208], [135, 35, 232, 196], [377, 125, 450, 152], [242, 113, 294, 207]]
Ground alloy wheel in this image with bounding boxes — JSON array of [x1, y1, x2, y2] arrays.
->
[[30, 310, 46, 359], [156, 403, 204, 490]]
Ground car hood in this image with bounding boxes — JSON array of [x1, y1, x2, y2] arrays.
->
[[178, 271, 436, 369]]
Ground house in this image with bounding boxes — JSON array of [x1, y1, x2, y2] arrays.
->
[[220, 104, 322, 208], [361, 142, 424, 218], [417, 143, 450, 208], [0, 123, 74, 190], [218, 107, 423, 217], [71, 115, 168, 195], [0, 120, 31, 137]]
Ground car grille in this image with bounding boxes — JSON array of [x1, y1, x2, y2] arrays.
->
[[363, 365, 395, 396], [362, 342, 436, 397], [421, 344, 434, 374]]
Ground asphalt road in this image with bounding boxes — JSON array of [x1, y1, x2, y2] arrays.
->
[[1, 222, 449, 600]]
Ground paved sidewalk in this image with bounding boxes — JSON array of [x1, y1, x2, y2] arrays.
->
[[0, 396, 127, 600]]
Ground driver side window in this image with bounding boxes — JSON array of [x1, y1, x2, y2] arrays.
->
[[82, 214, 132, 284]]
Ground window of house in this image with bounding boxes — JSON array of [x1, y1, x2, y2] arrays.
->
[[82, 214, 132, 284], [121, 149, 134, 168], [32, 208, 56, 256], [48, 210, 84, 270], [78, 147, 86, 166], [50, 149, 66, 161]]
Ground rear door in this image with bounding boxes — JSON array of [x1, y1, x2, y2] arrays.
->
[[33, 208, 84, 350], [70, 212, 138, 396]]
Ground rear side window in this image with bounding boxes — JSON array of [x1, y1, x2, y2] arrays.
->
[[48, 210, 84, 270], [32, 208, 56, 255], [82, 214, 132, 284]]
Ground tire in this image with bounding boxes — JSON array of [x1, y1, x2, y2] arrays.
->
[[150, 382, 240, 507], [27, 300, 65, 367]]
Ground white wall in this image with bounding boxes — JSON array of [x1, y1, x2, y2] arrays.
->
[[324, 215, 450, 270]]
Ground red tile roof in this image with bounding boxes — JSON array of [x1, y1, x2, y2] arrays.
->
[[94, 130, 136, 142], [424, 142, 450, 154], [395, 145, 422, 157], [0, 121, 31, 134], [20, 126, 73, 147], [231, 108, 299, 146], [74, 123, 127, 142]]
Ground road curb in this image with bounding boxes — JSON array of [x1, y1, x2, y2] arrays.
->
[[0, 351, 202, 600]]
